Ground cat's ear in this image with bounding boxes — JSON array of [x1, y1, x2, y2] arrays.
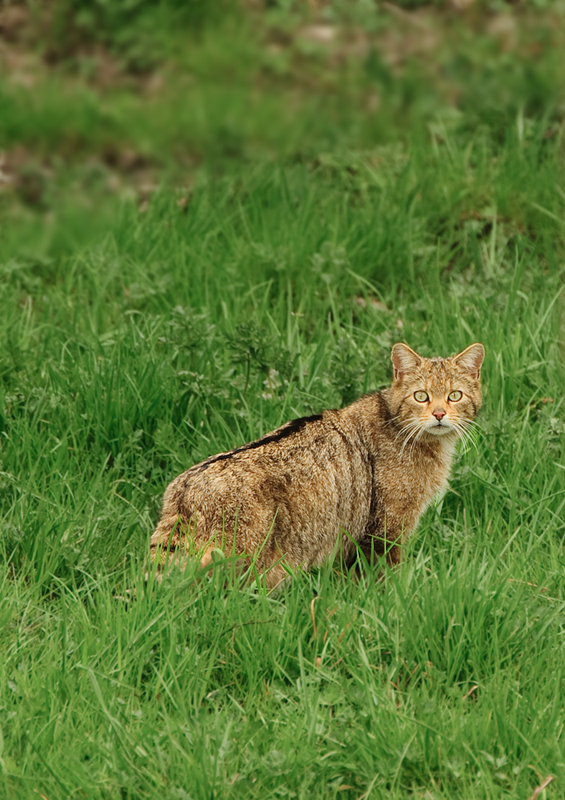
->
[[391, 343, 422, 381], [454, 343, 484, 379]]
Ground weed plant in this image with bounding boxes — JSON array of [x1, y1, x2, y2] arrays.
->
[[1, 2, 565, 799]]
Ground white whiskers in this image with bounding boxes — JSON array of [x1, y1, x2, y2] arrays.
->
[[392, 414, 480, 459], [451, 418, 481, 453], [396, 419, 426, 458]]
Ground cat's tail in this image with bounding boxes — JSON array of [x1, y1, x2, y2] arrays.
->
[[148, 513, 191, 572]]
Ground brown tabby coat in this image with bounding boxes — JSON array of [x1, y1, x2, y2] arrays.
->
[[150, 342, 484, 588]]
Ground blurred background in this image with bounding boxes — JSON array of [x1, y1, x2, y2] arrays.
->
[[1, 0, 564, 257]]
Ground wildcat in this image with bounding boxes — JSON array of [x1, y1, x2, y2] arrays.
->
[[150, 342, 484, 589]]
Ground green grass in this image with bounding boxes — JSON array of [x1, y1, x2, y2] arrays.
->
[[1, 1, 565, 798]]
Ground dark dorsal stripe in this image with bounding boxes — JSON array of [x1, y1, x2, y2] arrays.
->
[[197, 413, 324, 472]]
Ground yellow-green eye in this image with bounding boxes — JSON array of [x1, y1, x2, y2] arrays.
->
[[448, 390, 463, 402], [414, 391, 429, 403]]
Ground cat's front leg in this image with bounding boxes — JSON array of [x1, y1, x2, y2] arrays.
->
[[351, 511, 405, 571], [356, 534, 402, 569]]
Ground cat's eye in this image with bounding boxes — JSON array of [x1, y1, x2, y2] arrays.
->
[[448, 390, 463, 402], [414, 391, 429, 403]]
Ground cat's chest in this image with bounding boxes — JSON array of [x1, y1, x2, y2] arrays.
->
[[377, 443, 453, 516]]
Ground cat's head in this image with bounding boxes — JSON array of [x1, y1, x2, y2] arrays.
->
[[388, 343, 484, 441]]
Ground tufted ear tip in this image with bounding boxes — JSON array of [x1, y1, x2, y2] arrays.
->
[[454, 343, 484, 378], [391, 343, 422, 380]]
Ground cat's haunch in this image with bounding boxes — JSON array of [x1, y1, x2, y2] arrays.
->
[[150, 342, 484, 589]]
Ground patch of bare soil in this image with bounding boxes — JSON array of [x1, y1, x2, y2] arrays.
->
[[0, 1, 166, 92], [0, 145, 163, 212]]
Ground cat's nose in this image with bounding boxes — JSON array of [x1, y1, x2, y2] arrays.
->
[[432, 408, 446, 421]]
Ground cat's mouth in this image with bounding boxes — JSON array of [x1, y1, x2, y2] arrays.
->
[[426, 421, 454, 436]]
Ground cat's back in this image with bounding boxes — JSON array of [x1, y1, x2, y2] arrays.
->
[[164, 405, 373, 506], [151, 404, 379, 570]]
